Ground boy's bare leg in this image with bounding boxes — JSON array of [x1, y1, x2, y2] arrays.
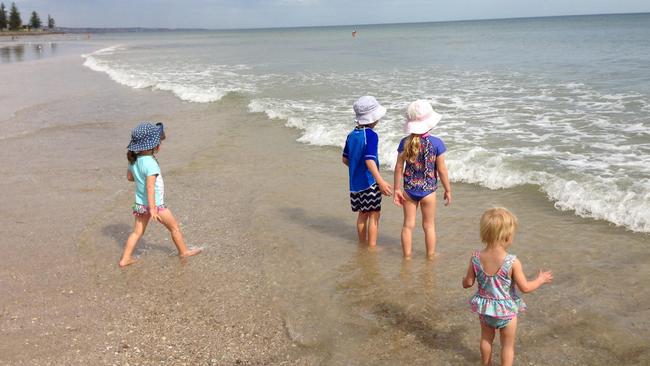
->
[[367, 211, 381, 247], [158, 209, 202, 258], [119, 215, 150, 267], [356, 211, 369, 243]]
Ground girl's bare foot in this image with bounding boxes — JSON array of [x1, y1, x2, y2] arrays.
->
[[180, 247, 203, 258], [119, 258, 137, 267]]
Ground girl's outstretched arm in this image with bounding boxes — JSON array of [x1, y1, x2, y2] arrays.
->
[[393, 153, 406, 207], [462, 258, 476, 288], [127, 170, 134, 182], [437, 154, 452, 206], [511, 258, 553, 293]]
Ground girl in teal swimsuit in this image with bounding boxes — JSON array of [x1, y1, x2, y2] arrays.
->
[[463, 207, 553, 366]]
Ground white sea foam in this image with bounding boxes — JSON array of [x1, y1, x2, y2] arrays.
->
[[83, 43, 650, 233], [82, 46, 253, 103]]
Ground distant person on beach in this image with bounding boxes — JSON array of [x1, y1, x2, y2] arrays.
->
[[463, 207, 553, 366], [119, 122, 202, 267], [342, 96, 393, 247], [393, 100, 451, 259]]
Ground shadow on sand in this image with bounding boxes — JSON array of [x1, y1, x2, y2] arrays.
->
[[279, 207, 400, 245]]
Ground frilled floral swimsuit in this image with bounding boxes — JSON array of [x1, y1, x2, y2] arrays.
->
[[469, 251, 526, 329]]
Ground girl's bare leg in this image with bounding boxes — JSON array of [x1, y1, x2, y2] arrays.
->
[[480, 320, 496, 366], [499, 316, 517, 366], [401, 196, 418, 258], [157, 209, 202, 258], [420, 193, 438, 259], [356, 211, 370, 243], [119, 215, 151, 267], [367, 211, 381, 247]]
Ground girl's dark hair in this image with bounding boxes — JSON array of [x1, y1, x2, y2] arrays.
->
[[127, 150, 138, 165]]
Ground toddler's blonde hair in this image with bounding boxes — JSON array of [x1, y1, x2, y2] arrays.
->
[[480, 207, 518, 247]]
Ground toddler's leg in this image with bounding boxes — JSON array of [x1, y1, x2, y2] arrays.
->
[[498, 316, 517, 366], [356, 211, 370, 243], [400, 197, 418, 258], [479, 320, 496, 366], [119, 215, 151, 267], [367, 210, 381, 247], [420, 193, 438, 259], [158, 209, 202, 258]]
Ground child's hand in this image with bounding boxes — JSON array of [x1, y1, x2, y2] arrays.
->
[[444, 190, 452, 206], [379, 181, 393, 197], [393, 190, 405, 207], [537, 270, 553, 284], [149, 206, 162, 223]]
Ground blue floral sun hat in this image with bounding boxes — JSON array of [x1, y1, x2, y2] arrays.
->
[[127, 122, 164, 152]]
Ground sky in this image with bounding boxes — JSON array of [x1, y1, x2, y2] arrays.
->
[[10, 0, 650, 29]]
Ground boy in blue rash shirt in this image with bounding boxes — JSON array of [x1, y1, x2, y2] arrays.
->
[[342, 96, 393, 247]]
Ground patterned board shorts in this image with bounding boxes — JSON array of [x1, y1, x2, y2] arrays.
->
[[132, 203, 167, 217], [350, 184, 382, 212]]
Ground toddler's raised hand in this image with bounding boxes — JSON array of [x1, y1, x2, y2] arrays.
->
[[537, 270, 553, 284]]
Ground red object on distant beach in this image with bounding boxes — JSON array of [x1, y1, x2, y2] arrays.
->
[[352, 30, 357, 38]]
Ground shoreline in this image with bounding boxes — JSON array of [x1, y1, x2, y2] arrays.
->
[[0, 43, 649, 364]]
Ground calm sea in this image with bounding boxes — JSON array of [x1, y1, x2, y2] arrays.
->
[[82, 13, 650, 232]]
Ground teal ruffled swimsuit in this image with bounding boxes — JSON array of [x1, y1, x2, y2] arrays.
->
[[469, 251, 526, 329]]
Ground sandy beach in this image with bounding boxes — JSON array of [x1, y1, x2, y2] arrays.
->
[[1, 40, 649, 365]]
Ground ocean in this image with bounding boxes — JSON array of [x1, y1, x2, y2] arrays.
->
[[81, 13, 650, 233]]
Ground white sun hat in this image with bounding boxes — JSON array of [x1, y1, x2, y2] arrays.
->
[[404, 100, 442, 134], [353, 96, 387, 125]]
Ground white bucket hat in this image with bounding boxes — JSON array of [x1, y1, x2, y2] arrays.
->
[[353, 96, 387, 125], [404, 100, 442, 134]]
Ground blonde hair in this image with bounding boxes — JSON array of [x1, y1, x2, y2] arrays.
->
[[403, 134, 421, 163], [480, 207, 518, 247]]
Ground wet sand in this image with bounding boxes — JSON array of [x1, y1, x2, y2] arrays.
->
[[1, 46, 649, 365]]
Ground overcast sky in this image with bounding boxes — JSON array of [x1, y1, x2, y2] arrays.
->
[[12, 0, 650, 29]]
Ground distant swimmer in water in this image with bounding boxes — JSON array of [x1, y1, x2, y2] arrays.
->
[[352, 30, 357, 38]]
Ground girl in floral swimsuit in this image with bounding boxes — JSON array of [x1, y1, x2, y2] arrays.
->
[[393, 100, 451, 259]]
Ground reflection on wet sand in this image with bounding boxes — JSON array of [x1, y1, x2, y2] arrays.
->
[[0, 43, 58, 63]]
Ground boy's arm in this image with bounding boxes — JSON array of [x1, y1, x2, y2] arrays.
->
[[437, 154, 452, 206], [127, 170, 134, 182], [366, 160, 392, 196], [342, 157, 349, 166], [511, 258, 553, 293], [462, 258, 476, 288]]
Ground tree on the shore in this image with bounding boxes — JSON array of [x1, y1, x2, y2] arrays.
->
[[47, 14, 54, 29], [29, 10, 40, 29], [0, 3, 7, 30], [8, 2, 20, 31]]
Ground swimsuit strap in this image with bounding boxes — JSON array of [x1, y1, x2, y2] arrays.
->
[[471, 251, 482, 275], [500, 254, 517, 276]]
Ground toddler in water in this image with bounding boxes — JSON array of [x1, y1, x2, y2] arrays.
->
[[463, 207, 553, 366], [342, 96, 393, 247], [119, 122, 202, 267], [393, 100, 451, 259]]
